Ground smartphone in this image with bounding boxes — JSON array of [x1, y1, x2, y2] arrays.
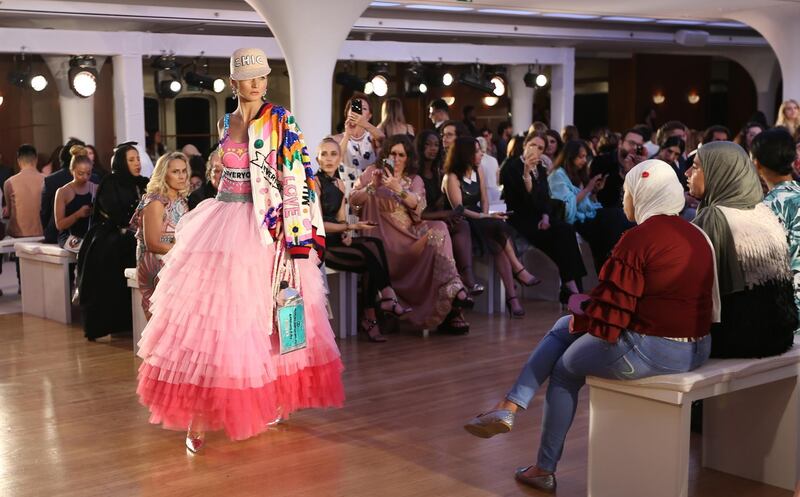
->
[[351, 99, 362, 115], [381, 158, 395, 175], [635, 144, 645, 156]]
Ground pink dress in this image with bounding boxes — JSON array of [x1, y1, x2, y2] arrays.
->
[[136, 140, 344, 441]]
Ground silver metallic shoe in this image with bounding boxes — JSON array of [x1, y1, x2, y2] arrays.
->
[[463, 409, 515, 438], [515, 466, 556, 493]]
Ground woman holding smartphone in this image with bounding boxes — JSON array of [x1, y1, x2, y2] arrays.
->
[[445, 136, 540, 318], [315, 137, 410, 342], [351, 135, 474, 334], [54, 145, 96, 251]]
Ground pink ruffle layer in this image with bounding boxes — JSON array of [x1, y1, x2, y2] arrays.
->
[[136, 198, 344, 441]]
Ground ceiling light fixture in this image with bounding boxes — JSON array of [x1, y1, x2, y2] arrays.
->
[[69, 56, 97, 97], [368, 62, 390, 97], [153, 55, 183, 99]]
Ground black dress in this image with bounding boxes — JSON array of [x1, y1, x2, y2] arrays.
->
[[500, 157, 587, 284], [317, 171, 391, 307], [76, 174, 148, 340], [447, 168, 514, 255], [57, 190, 93, 247]]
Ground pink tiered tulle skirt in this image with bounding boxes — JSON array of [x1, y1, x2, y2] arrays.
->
[[136, 198, 345, 441]]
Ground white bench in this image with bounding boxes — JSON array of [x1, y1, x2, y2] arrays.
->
[[586, 341, 800, 497], [15, 242, 76, 323], [0, 236, 45, 255], [124, 268, 146, 355]]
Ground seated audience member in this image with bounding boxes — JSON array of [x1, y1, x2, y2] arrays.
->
[[688, 141, 796, 357], [444, 136, 540, 318], [734, 121, 764, 154], [440, 119, 470, 154], [561, 125, 580, 145], [54, 146, 96, 251], [334, 93, 385, 206], [315, 137, 411, 342], [476, 136, 502, 208], [752, 127, 800, 329], [544, 129, 564, 162], [495, 121, 513, 164], [76, 142, 149, 341], [3, 144, 44, 292], [416, 130, 480, 295], [549, 139, 632, 269], [350, 135, 474, 334], [131, 152, 190, 319], [428, 98, 450, 130], [462, 105, 479, 137], [42, 138, 86, 243], [465, 160, 717, 492], [702, 125, 732, 145], [480, 128, 497, 158], [188, 145, 223, 210], [502, 133, 587, 303], [591, 128, 649, 208], [776, 99, 800, 138], [378, 98, 415, 139]]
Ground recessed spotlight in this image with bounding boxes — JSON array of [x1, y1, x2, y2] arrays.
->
[[30, 75, 48, 92], [442, 72, 454, 86]]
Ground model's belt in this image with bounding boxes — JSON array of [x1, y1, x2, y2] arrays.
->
[[216, 191, 253, 203]]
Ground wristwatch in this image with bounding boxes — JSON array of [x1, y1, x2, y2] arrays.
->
[[398, 190, 408, 199]]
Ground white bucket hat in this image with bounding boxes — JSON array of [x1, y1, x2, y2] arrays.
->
[[230, 48, 271, 80]]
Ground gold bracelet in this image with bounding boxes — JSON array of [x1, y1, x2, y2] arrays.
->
[[399, 189, 408, 199]]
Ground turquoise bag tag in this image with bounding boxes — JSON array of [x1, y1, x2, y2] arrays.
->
[[277, 281, 307, 354]]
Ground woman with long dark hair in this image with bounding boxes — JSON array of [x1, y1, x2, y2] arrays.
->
[[76, 142, 149, 341], [444, 136, 540, 318]]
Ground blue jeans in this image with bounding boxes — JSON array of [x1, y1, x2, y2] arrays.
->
[[506, 315, 711, 472]]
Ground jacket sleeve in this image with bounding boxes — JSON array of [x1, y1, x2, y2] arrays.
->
[[548, 169, 578, 224], [572, 231, 644, 342]]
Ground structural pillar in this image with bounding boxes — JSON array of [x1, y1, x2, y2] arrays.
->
[[43, 55, 105, 145], [733, 7, 800, 107], [246, 0, 371, 159], [112, 54, 147, 164], [550, 48, 575, 134], [508, 65, 535, 135]]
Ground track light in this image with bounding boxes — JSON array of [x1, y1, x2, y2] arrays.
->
[[405, 61, 428, 96], [523, 65, 548, 88], [368, 63, 390, 97], [7, 54, 48, 92], [335, 68, 367, 92], [184, 71, 225, 93], [458, 64, 495, 94], [69, 56, 97, 98], [153, 55, 182, 98]]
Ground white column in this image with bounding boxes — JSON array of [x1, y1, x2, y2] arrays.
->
[[550, 48, 575, 134], [245, 0, 371, 159], [508, 65, 534, 135], [43, 56, 105, 145], [733, 7, 800, 107], [728, 49, 781, 123], [112, 54, 146, 151]]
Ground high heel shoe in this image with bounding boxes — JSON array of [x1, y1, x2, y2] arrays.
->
[[505, 296, 525, 319], [378, 297, 412, 318], [185, 429, 206, 453], [513, 268, 542, 287], [467, 282, 485, 296], [452, 288, 475, 309], [359, 318, 387, 343]]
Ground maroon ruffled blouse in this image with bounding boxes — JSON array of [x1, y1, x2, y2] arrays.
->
[[573, 215, 715, 342]]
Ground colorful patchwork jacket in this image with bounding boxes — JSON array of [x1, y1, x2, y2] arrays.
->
[[247, 103, 325, 258]]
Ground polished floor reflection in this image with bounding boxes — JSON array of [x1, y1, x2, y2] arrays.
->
[[0, 300, 792, 497]]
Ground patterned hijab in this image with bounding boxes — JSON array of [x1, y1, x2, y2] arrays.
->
[[693, 141, 764, 294]]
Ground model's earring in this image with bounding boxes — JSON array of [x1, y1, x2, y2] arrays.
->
[[261, 92, 268, 103], [231, 87, 238, 100]]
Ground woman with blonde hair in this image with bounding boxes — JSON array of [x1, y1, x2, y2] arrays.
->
[[776, 99, 800, 138], [130, 151, 189, 319], [54, 145, 96, 251], [378, 97, 415, 138]]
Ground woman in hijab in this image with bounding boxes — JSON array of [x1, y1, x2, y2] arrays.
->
[[76, 142, 150, 341], [688, 141, 796, 358], [464, 160, 718, 493]]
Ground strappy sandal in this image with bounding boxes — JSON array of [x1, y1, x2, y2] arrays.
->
[[378, 297, 412, 317], [506, 296, 526, 319], [513, 268, 542, 287], [437, 310, 470, 335], [452, 287, 475, 309], [359, 318, 387, 343]]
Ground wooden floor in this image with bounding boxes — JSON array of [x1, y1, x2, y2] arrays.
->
[[0, 300, 793, 497]]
